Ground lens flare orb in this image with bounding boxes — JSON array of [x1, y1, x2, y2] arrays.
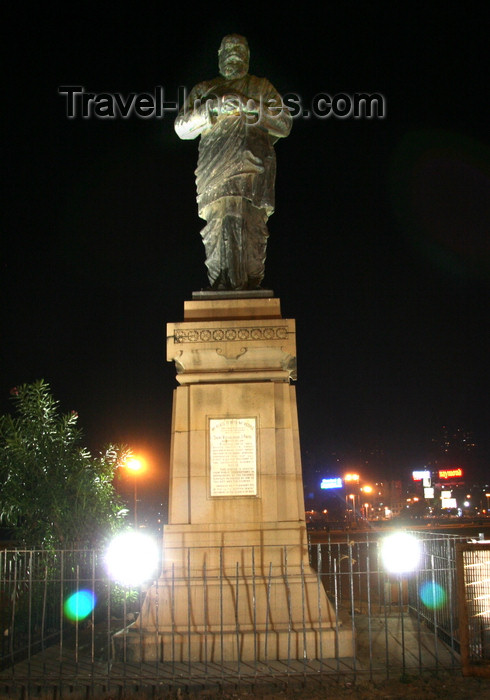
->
[[64, 589, 96, 621], [419, 581, 447, 609]]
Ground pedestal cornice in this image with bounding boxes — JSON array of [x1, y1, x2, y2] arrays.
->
[[167, 298, 297, 383]]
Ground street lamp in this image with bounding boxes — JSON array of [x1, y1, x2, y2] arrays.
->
[[125, 456, 145, 527], [360, 485, 373, 519], [344, 474, 360, 521], [346, 493, 356, 520]]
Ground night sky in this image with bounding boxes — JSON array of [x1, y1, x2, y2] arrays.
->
[[3, 4, 490, 505]]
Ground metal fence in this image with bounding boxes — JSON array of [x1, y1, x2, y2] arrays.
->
[[0, 533, 467, 696], [456, 541, 490, 677], [407, 533, 463, 653], [310, 532, 465, 674]]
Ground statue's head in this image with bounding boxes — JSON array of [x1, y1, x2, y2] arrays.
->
[[218, 34, 249, 79]]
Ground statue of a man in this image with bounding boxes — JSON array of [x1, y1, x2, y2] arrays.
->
[[174, 34, 292, 290]]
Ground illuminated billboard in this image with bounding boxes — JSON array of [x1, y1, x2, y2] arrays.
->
[[320, 477, 343, 489], [412, 470, 431, 481], [438, 468, 463, 480]]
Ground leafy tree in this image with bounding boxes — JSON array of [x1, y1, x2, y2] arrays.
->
[[0, 380, 130, 548]]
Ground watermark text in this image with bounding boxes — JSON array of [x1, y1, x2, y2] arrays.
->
[[58, 86, 386, 121]]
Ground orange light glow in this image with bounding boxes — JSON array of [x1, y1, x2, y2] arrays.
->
[[125, 456, 146, 473], [344, 473, 360, 482]]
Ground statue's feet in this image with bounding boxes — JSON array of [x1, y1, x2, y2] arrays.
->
[[246, 278, 262, 290], [206, 273, 263, 292]]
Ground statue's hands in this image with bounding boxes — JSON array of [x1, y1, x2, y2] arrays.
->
[[215, 93, 259, 116], [195, 95, 242, 118], [218, 94, 244, 115], [240, 98, 260, 115], [198, 97, 219, 117], [199, 93, 262, 122]]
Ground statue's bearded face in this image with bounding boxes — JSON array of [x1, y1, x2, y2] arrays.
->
[[219, 37, 249, 79]]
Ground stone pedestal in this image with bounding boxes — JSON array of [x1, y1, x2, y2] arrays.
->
[[115, 295, 353, 662]]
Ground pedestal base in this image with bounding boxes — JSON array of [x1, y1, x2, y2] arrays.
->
[[114, 566, 354, 662], [114, 626, 354, 663], [115, 297, 354, 663]]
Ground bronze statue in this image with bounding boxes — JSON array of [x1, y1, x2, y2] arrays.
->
[[174, 34, 292, 290]]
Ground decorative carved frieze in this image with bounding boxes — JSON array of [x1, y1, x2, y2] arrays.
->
[[174, 325, 289, 344], [166, 302, 296, 383]]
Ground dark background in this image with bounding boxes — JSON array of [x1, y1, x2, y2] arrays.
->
[[3, 4, 490, 507]]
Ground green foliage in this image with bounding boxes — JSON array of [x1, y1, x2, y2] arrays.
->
[[0, 380, 130, 548]]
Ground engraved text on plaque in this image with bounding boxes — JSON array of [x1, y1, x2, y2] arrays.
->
[[209, 418, 257, 497]]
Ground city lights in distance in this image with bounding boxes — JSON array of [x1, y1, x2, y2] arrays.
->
[[320, 477, 343, 489], [344, 473, 360, 482]]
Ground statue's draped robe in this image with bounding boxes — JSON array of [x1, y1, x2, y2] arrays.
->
[[175, 74, 291, 289]]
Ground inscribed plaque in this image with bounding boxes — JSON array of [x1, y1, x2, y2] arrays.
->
[[209, 418, 257, 496]]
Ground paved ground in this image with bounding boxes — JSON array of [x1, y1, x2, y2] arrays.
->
[[2, 613, 489, 698], [2, 672, 490, 699]]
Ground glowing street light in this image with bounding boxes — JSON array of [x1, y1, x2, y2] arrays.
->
[[380, 532, 421, 574], [104, 531, 159, 586], [126, 456, 144, 472], [124, 456, 146, 527]]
